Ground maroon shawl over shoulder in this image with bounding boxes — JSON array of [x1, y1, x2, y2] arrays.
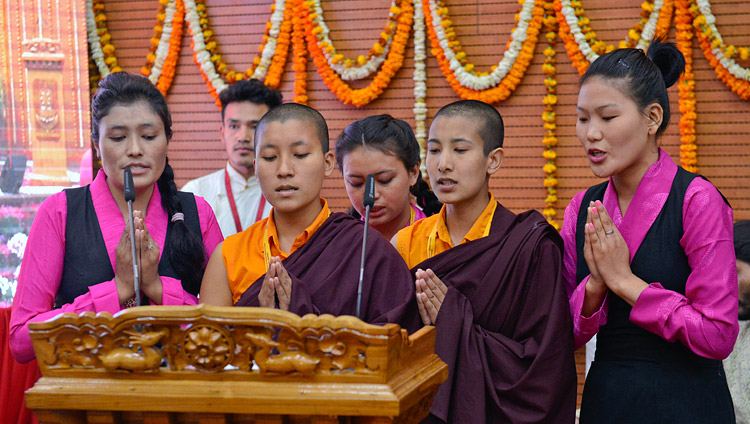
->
[[420, 204, 576, 424], [236, 212, 421, 334]]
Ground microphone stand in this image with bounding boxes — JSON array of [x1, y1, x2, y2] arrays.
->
[[356, 174, 375, 320], [123, 168, 140, 307]]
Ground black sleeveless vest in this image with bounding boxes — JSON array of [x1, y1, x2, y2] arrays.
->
[[57, 186, 203, 308], [575, 167, 723, 366]]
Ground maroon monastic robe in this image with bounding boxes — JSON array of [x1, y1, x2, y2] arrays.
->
[[236, 213, 422, 334], [420, 204, 577, 424]]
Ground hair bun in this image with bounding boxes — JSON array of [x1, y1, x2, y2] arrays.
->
[[646, 37, 686, 89]]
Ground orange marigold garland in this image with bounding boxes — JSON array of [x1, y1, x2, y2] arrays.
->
[[542, 0, 560, 230], [146, 0, 185, 95], [87, 0, 183, 95], [303, 0, 414, 108], [691, 0, 750, 100], [676, 0, 698, 172], [554, 0, 673, 76], [424, 0, 544, 103], [292, 0, 309, 104]]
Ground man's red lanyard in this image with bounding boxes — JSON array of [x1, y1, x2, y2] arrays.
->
[[224, 168, 267, 233]]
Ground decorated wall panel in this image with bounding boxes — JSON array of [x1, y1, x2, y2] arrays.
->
[[95, 0, 750, 228]]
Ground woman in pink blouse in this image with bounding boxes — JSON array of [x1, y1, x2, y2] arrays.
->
[[9, 73, 223, 363], [562, 39, 738, 423], [335, 115, 441, 241]]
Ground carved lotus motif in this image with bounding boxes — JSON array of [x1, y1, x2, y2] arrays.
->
[[182, 325, 233, 370]]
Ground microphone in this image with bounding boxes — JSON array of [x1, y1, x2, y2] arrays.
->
[[124, 168, 140, 307], [356, 174, 375, 319]]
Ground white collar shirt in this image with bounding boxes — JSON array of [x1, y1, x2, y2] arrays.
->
[[181, 163, 271, 238]]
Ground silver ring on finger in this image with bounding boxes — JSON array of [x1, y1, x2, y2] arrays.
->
[[605, 230, 614, 236], [147, 241, 154, 250]]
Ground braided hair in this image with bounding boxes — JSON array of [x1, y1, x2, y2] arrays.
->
[[91, 72, 205, 292]]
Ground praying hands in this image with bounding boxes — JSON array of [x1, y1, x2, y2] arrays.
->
[[415, 268, 448, 326]]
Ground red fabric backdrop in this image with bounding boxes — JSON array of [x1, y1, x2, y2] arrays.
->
[[0, 308, 40, 424]]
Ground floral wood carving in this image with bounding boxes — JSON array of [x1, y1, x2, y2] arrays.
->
[[28, 306, 397, 379]]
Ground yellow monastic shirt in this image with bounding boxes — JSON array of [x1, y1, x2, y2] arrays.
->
[[222, 199, 331, 304], [395, 193, 497, 269]]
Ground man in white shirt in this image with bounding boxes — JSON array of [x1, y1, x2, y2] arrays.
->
[[182, 80, 282, 237]]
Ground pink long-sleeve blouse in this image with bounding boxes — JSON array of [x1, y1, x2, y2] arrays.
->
[[561, 149, 739, 360], [9, 171, 223, 363]]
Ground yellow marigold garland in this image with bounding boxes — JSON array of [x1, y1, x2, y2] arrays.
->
[[88, 0, 183, 96], [554, 0, 673, 75], [90, 0, 123, 75], [292, 0, 309, 104], [690, 0, 750, 100], [542, 0, 560, 230], [676, 0, 698, 172], [302, 0, 414, 108], [145, 0, 185, 95], [424, 0, 544, 103], [190, 0, 291, 89]]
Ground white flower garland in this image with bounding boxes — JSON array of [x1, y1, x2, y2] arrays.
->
[[86, 0, 179, 84], [309, 0, 397, 81], [148, 0, 178, 85], [426, 0, 535, 91], [185, 0, 227, 93], [559, 0, 665, 63], [185, 0, 286, 94], [250, 0, 287, 81], [695, 0, 750, 81], [412, 1, 427, 173], [635, 0, 663, 50], [86, 0, 110, 78]]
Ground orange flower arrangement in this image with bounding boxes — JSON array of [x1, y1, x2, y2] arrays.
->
[[91, 0, 123, 75], [192, 0, 291, 87], [425, 0, 544, 103], [89, 0, 183, 95], [292, 0, 308, 104], [265, 6, 293, 88], [148, 0, 185, 95], [690, 2, 750, 100], [302, 0, 414, 107], [554, 0, 673, 76], [676, 0, 698, 172], [541, 0, 560, 230]]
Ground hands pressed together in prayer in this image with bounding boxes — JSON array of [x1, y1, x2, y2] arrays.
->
[[114, 210, 163, 306], [415, 268, 448, 325], [259, 257, 293, 310], [583, 200, 648, 313]]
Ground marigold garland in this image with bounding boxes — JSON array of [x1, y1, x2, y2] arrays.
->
[[86, 0, 183, 96], [292, 0, 309, 104], [303, 0, 414, 108], [310, 0, 400, 81], [554, 0, 673, 75], [676, 0, 698, 172], [425, 0, 538, 92], [185, 0, 291, 105], [424, 0, 543, 103], [691, 0, 750, 99], [541, 0, 560, 230], [145, 0, 185, 95], [412, 0, 428, 173]]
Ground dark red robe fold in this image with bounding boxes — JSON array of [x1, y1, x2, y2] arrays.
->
[[236, 212, 422, 334], [418, 204, 576, 424]]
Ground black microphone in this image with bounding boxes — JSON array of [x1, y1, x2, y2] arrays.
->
[[356, 174, 375, 319], [124, 168, 140, 307]]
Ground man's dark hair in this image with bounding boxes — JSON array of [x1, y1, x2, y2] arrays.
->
[[433, 100, 504, 155], [255, 103, 329, 153], [219, 79, 282, 122]]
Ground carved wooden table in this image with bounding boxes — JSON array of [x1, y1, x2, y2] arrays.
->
[[25, 305, 448, 424]]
